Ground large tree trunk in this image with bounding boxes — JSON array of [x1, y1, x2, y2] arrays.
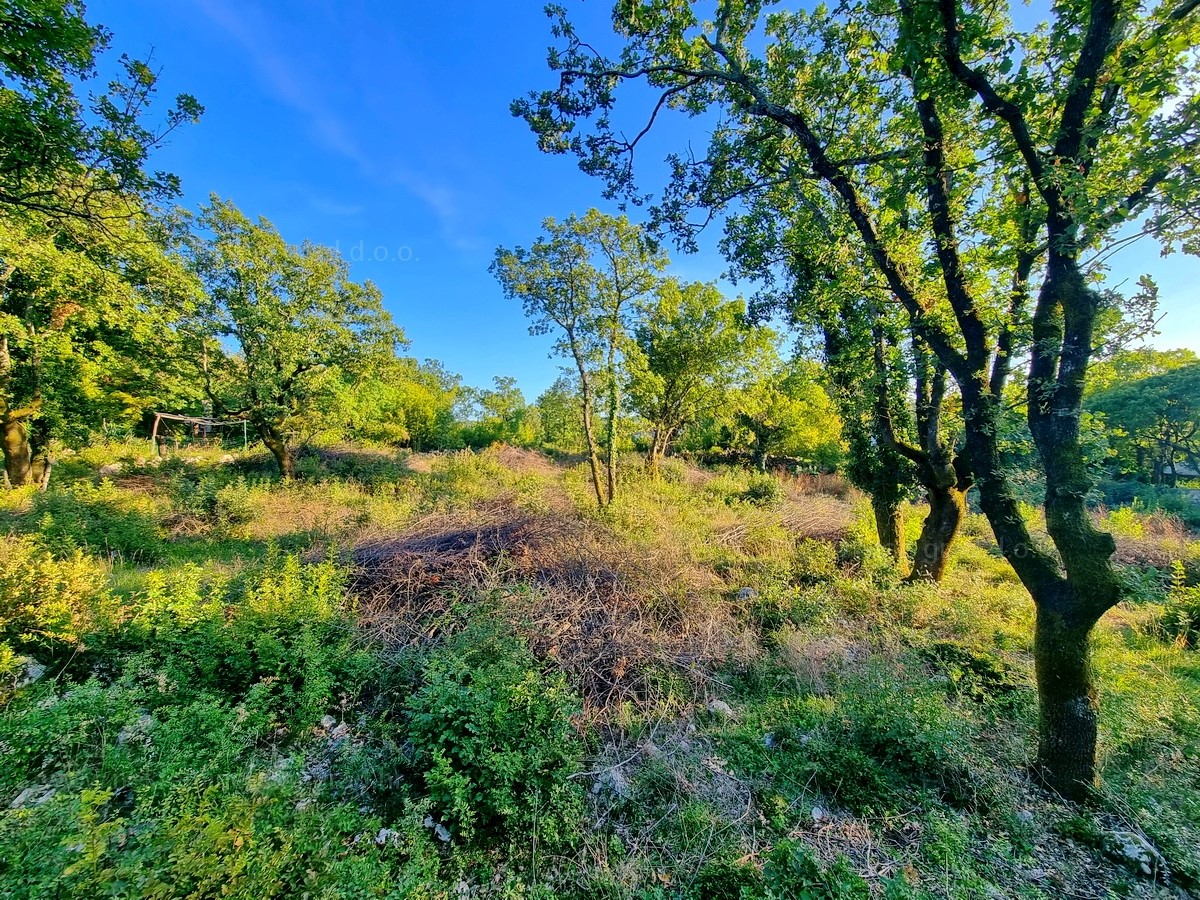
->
[[960, 276, 1118, 801], [580, 382, 606, 507], [1033, 604, 1100, 798], [258, 421, 295, 479], [872, 495, 909, 577], [604, 360, 618, 505], [909, 482, 967, 582], [2, 414, 33, 487]]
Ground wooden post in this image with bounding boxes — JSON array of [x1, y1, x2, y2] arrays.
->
[[150, 413, 162, 456]]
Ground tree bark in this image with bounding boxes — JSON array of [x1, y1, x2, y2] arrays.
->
[[2, 414, 32, 487], [604, 342, 619, 504], [909, 483, 967, 582], [872, 495, 909, 577], [645, 425, 675, 477], [579, 379, 606, 507], [1033, 604, 1100, 800], [258, 421, 295, 479]]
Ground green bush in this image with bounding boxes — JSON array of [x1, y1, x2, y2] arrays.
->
[[169, 472, 258, 526], [792, 538, 840, 585], [1161, 583, 1200, 649], [32, 481, 162, 562], [404, 625, 584, 848], [113, 552, 367, 735], [740, 473, 785, 507], [657, 456, 689, 485], [761, 840, 870, 899], [0, 535, 114, 663]]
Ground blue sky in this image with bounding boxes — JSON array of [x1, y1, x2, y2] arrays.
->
[[90, 0, 1200, 398]]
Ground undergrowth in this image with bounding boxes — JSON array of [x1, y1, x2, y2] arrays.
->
[[0, 445, 1197, 898]]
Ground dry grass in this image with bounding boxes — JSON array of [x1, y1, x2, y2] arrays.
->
[[778, 495, 855, 541], [1109, 511, 1192, 569], [777, 630, 869, 695], [489, 445, 563, 476], [780, 471, 854, 501], [351, 499, 756, 709]]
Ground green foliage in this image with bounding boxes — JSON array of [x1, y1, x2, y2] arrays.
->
[[0, 534, 111, 662], [168, 470, 257, 526], [493, 209, 667, 506], [460, 376, 540, 448], [762, 841, 870, 899], [792, 539, 840, 586], [728, 358, 844, 471], [740, 473, 785, 508], [917, 641, 1021, 704], [1160, 582, 1200, 649], [190, 198, 406, 475], [0, 205, 202, 485], [535, 375, 587, 452], [32, 479, 162, 562], [0, 1, 202, 221], [335, 355, 463, 450], [626, 279, 773, 470], [404, 625, 584, 849], [1088, 363, 1200, 485]]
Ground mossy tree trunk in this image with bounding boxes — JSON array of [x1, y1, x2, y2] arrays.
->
[[872, 495, 909, 577], [2, 412, 32, 487], [257, 419, 295, 479], [1033, 604, 1101, 793]]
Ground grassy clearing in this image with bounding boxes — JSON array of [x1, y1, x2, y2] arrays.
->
[[1, 444, 1198, 898]]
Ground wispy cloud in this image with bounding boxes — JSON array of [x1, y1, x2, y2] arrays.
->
[[192, 0, 479, 249], [192, 0, 370, 169]]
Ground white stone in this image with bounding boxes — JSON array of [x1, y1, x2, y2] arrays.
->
[[706, 699, 735, 718]]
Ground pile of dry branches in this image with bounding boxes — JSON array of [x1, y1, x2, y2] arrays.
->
[[350, 501, 755, 709]]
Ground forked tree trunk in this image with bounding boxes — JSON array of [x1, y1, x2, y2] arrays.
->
[[909, 483, 967, 582], [645, 425, 675, 477], [258, 421, 295, 479], [872, 495, 909, 577]]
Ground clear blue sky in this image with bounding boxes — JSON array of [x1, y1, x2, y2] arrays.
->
[[90, 0, 1200, 398]]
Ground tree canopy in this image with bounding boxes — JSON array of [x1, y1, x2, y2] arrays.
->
[[520, 0, 1200, 797], [190, 198, 404, 477]]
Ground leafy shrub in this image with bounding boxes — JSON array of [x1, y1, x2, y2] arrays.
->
[[169, 473, 258, 526], [740, 473, 785, 507], [658, 456, 689, 485], [0, 535, 113, 657], [404, 625, 584, 848], [1096, 480, 1200, 530], [916, 641, 1021, 703], [119, 551, 366, 733], [762, 840, 870, 899], [33, 481, 162, 562], [1101, 504, 1146, 538], [214, 480, 257, 525], [1160, 583, 1200, 649], [792, 538, 840, 585]]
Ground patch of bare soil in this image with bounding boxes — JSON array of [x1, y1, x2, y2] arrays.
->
[[350, 501, 756, 709]]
